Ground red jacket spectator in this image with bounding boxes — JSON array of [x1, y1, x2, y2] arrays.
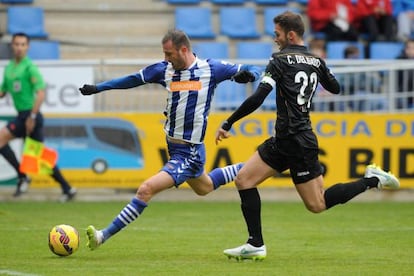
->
[[308, 0, 359, 41], [356, 0, 395, 41], [308, 0, 356, 31], [356, 0, 393, 19]]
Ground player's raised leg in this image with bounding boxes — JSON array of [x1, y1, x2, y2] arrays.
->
[[86, 172, 173, 250], [209, 163, 243, 190]]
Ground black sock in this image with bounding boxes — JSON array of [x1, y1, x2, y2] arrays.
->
[[324, 178, 372, 209], [0, 144, 25, 178], [51, 165, 72, 193], [239, 188, 263, 247], [364, 177, 379, 189]]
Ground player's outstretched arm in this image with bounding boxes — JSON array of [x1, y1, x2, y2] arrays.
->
[[79, 73, 145, 96]]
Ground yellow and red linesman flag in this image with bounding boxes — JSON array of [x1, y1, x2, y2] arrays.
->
[[19, 137, 57, 175]]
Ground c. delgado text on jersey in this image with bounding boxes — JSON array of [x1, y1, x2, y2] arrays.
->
[[287, 54, 321, 67]]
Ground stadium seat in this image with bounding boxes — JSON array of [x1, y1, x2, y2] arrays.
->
[[211, 0, 245, 4], [369, 42, 404, 59], [213, 80, 247, 110], [175, 7, 215, 39], [264, 6, 300, 36], [326, 41, 365, 59], [219, 7, 260, 39], [7, 7, 48, 38], [254, 0, 288, 4], [27, 40, 60, 60], [236, 41, 273, 59], [192, 42, 229, 59], [166, 0, 201, 4]]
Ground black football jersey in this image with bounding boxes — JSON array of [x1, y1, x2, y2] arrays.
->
[[263, 45, 340, 138]]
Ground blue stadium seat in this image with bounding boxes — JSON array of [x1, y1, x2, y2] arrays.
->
[[219, 7, 260, 39], [236, 42, 273, 59], [166, 0, 201, 4], [27, 40, 60, 60], [254, 0, 288, 4], [326, 41, 365, 59], [264, 6, 301, 36], [175, 7, 215, 39], [214, 80, 247, 110], [211, 0, 245, 4], [192, 42, 229, 59], [7, 7, 48, 38], [369, 42, 404, 59]]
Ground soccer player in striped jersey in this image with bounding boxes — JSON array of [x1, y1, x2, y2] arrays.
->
[[79, 29, 261, 250]]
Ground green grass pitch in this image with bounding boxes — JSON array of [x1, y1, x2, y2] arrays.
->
[[0, 201, 413, 275]]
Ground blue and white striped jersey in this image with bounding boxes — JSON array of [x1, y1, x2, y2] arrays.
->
[[96, 57, 260, 144]]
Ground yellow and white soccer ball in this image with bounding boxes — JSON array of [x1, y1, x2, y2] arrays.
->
[[48, 224, 79, 256]]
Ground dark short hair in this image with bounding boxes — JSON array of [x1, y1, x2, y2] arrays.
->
[[344, 45, 359, 58], [162, 29, 191, 51], [12, 32, 30, 43], [273, 11, 304, 38]]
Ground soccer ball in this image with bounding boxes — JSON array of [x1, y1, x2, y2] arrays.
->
[[48, 224, 79, 256]]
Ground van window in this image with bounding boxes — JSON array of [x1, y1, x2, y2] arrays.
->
[[92, 127, 137, 153], [44, 126, 88, 138]]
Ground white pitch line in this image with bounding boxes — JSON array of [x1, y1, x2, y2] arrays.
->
[[0, 269, 40, 276]]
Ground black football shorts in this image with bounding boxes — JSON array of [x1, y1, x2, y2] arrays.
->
[[257, 130, 322, 184]]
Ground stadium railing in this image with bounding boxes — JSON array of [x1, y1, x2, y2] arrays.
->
[[0, 59, 412, 113], [96, 59, 414, 113]]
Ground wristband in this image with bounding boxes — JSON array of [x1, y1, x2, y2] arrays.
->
[[221, 120, 231, 131], [30, 112, 37, 119]]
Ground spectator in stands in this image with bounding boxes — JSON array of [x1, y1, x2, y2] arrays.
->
[[308, 0, 359, 41], [0, 32, 76, 202], [344, 44, 361, 59], [308, 38, 326, 58], [340, 45, 384, 111], [355, 0, 395, 42], [393, 0, 414, 41], [79, 29, 262, 251], [396, 38, 414, 108]]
